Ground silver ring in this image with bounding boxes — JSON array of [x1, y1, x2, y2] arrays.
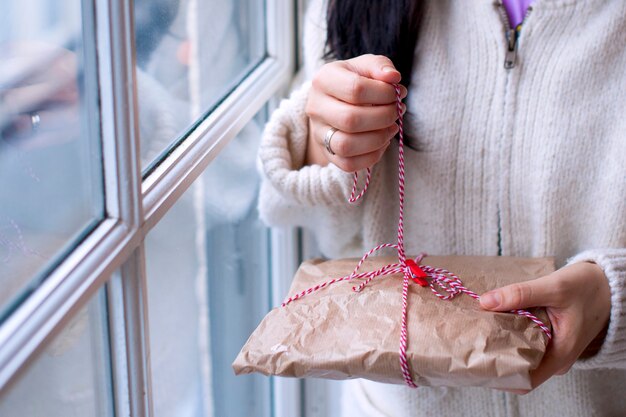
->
[[324, 127, 338, 155], [30, 113, 41, 132]]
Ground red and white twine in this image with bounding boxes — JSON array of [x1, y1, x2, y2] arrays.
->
[[281, 84, 552, 388]]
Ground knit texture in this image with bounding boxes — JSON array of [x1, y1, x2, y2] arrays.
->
[[258, 0, 626, 415]]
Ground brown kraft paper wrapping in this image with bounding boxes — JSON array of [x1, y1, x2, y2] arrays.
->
[[233, 255, 554, 390]]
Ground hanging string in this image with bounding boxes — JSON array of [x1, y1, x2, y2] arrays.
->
[[282, 84, 552, 388]]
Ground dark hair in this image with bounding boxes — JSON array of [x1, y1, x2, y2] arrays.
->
[[325, 0, 422, 88]]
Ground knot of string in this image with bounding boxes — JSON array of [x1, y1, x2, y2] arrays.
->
[[282, 84, 551, 389]]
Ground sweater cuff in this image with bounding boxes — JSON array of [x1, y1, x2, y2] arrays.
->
[[258, 81, 365, 207], [568, 248, 626, 369]]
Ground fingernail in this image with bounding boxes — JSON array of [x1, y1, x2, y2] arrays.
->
[[481, 292, 501, 309], [382, 65, 397, 73]]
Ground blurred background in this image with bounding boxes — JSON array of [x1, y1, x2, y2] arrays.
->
[[0, 0, 310, 416]]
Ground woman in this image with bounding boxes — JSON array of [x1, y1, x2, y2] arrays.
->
[[258, 0, 626, 415]]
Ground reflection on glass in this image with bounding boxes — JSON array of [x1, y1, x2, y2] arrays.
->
[[0, 288, 114, 417], [145, 109, 271, 417], [134, 0, 266, 173], [0, 1, 104, 319]]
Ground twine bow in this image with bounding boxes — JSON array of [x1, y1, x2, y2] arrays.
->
[[282, 84, 552, 388]]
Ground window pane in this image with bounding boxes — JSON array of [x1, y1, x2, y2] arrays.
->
[[145, 110, 271, 417], [134, 0, 266, 173], [0, 1, 104, 319], [0, 288, 114, 417]]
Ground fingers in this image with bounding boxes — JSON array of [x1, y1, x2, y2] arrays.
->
[[305, 54, 406, 171], [342, 54, 403, 84], [480, 262, 612, 393], [529, 333, 579, 388], [331, 144, 392, 173], [554, 364, 573, 376], [308, 92, 404, 134], [313, 55, 407, 106], [312, 123, 398, 158], [480, 275, 564, 311], [499, 327, 577, 394], [314, 64, 407, 105], [314, 124, 397, 172]]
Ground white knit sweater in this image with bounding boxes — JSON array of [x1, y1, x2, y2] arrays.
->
[[258, 0, 626, 415]]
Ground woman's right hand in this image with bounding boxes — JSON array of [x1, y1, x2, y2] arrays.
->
[[304, 54, 407, 171]]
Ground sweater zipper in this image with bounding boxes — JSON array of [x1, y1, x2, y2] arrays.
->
[[494, 2, 533, 261], [497, 1, 533, 69]]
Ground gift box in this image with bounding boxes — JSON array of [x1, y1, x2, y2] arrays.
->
[[233, 255, 553, 390]]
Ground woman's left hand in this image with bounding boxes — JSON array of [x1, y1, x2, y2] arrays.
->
[[480, 261, 611, 393]]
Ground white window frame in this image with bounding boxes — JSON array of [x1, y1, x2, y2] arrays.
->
[[0, 0, 297, 416]]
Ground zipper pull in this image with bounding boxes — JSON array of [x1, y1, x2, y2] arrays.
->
[[504, 25, 521, 69]]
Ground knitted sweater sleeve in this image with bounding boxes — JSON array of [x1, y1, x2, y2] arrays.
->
[[257, 81, 369, 257], [569, 249, 626, 369]]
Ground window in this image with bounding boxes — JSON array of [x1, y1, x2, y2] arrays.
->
[[0, 1, 296, 416], [145, 110, 272, 417], [0, 289, 113, 417], [0, 0, 103, 321], [134, 0, 266, 172]]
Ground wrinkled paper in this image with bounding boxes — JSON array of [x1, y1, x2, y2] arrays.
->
[[233, 255, 554, 390]]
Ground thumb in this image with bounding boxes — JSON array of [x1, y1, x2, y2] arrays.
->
[[343, 54, 402, 84], [480, 276, 557, 311]]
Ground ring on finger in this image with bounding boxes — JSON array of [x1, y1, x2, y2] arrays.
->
[[324, 127, 338, 155]]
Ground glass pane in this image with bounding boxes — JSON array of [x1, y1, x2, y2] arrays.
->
[[0, 288, 114, 417], [0, 1, 104, 319], [145, 109, 271, 417], [134, 0, 266, 173]]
